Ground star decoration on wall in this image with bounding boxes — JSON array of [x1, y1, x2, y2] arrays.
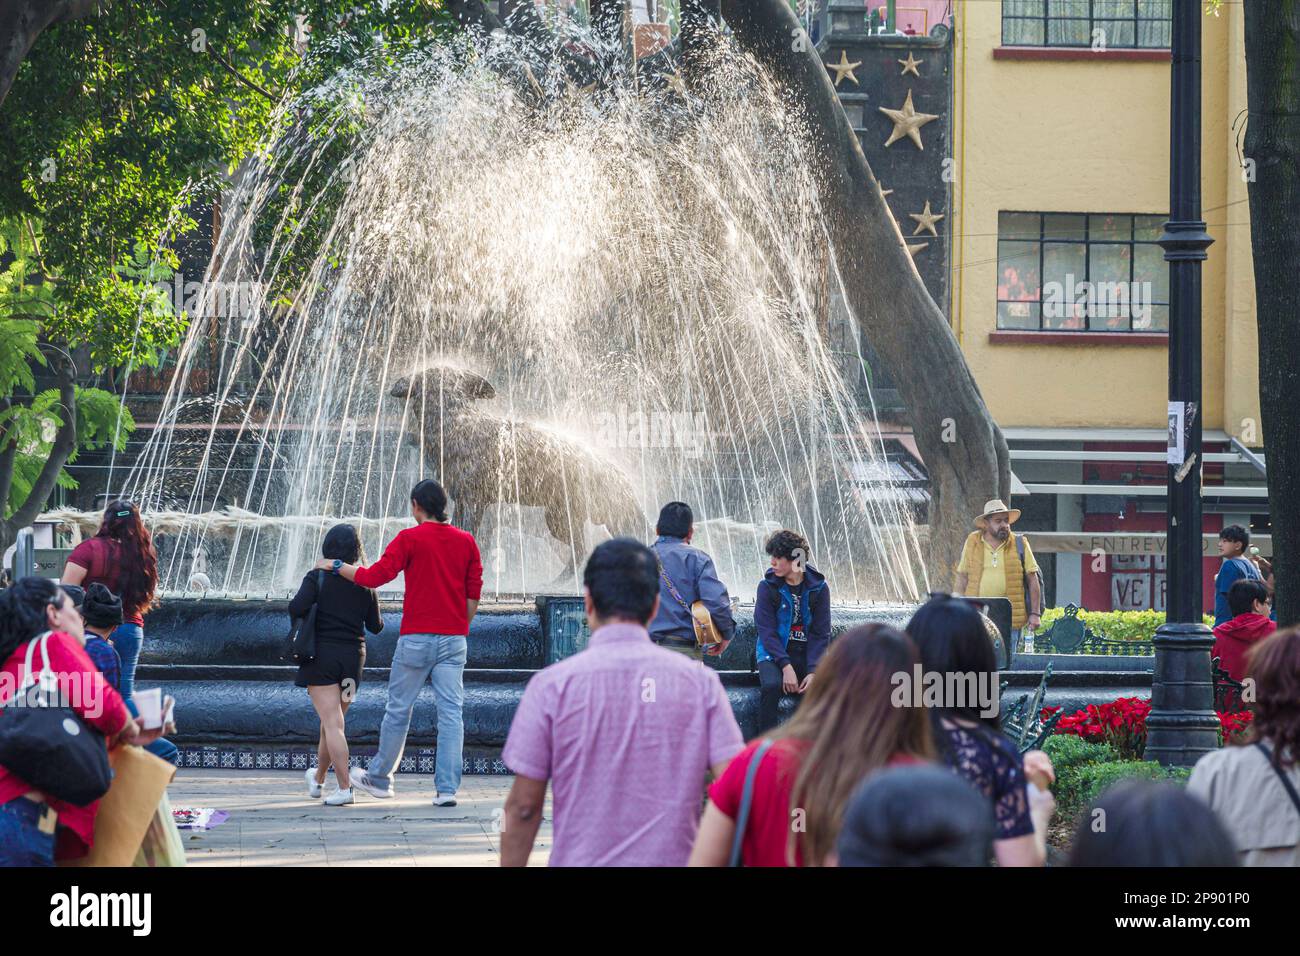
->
[[898, 52, 923, 77], [879, 89, 940, 150], [906, 241, 929, 258], [829, 49, 862, 87], [878, 182, 894, 198], [908, 200, 945, 237]]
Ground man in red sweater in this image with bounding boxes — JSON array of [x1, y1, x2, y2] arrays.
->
[[318, 479, 482, 806]]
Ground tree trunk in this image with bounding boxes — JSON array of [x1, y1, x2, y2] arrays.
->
[[0, 0, 102, 109], [1, 351, 77, 563], [720, 0, 1008, 580], [1243, 0, 1300, 627]]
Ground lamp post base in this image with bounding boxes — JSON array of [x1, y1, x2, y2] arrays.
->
[[1145, 620, 1220, 767]]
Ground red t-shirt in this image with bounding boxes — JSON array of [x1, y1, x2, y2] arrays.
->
[[709, 738, 922, 867], [352, 521, 483, 635], [66, 537, 147, 625]]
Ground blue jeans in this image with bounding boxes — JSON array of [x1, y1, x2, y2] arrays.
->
[[0, 798, 55, 867], [147, 737, 180, 765], [111, 623, 144, 717], [367, 634, 466, 796]]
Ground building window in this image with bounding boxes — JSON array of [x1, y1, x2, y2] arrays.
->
[[996, 212, 1170, 332], [1002, 0, 1172, 49]]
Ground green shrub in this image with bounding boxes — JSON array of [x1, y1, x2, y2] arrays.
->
[[1042, 734, 1119, 776], [1050, 754, 1190, 829], [1038, 607, 1215, 643]]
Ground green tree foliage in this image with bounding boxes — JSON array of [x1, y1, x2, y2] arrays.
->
[[0, 2, 451, 543]]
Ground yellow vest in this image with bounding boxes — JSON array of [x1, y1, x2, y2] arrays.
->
[[962, 530, 1029, 628]]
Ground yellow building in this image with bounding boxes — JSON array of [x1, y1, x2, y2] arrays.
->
[[951, 0, 1258, 437], [945, 0, 1266, 612]]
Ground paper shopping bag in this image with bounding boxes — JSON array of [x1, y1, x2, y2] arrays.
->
[[63, 745, 177, 867], [133, 791, 187, 867]]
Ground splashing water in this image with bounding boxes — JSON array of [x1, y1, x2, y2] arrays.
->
[[121, 27, 927, 603]]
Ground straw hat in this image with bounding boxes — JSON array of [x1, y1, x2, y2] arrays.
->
[[974, 498, 1021, 528]]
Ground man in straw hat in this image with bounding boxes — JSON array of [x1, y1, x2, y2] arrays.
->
[[953, 499, 1042, 646]]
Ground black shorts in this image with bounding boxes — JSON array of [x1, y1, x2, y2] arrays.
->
[[295, 640, 366, 689]]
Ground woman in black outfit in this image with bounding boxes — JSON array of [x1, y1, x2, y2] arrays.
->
[[290, 524, 383, 806], [905, 595, 1056, 866]]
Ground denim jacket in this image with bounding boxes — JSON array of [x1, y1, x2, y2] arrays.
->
[[648, 536, 736, 643], [754, 565, 831, 671]]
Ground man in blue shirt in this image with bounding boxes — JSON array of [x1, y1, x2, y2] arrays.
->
[[754, 529, 831, 734], [648, 502, 735, 661], [1214, 524, 1262, 627]]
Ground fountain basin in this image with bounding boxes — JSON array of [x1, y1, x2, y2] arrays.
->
[[137, 597, 1153, 773]]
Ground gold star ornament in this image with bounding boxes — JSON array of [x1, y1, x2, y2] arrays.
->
[[829, 49, 861, 88], [879, 89, 939, 150], [898, 52, 923, 77], [906, 241, 929, 258], [908, 200, 945, 237]]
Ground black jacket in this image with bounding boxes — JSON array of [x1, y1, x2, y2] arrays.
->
[[288, 571, 383, 644]]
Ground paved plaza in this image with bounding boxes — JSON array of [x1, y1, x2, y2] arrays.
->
[[167, 770, 552, 867]]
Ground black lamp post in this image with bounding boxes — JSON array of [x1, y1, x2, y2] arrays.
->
[[1146, 0, 1220, 767]]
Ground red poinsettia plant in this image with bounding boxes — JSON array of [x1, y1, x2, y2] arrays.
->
[[1043, 697, 1253, 760]]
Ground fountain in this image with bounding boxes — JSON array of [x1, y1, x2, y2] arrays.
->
[[51, 23, 957, 767]]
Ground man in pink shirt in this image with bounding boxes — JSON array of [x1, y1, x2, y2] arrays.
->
[[500, 538, 744, 866]]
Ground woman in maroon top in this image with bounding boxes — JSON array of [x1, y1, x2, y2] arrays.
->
[[62, 499, 158, 715], [689, 624, 934, 867]]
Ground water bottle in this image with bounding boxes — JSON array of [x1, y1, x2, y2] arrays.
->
[[1022, 627, 1035, 654]]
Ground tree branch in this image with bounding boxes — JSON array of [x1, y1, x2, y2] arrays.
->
[[0, 396, 16, 518], [0, 0, 104, 108]]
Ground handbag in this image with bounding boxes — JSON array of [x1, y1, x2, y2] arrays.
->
[[0, 632, 113, 807], [285, 570, 326, 664], [728, 738, 774, 867]]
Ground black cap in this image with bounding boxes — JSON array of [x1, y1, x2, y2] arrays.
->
[[82, 583, 124, 630]]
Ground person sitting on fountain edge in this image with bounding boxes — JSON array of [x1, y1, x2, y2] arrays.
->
[[754, 529, 830, 734], [317, 479, 482, 807], [648, 502, 735, 661]]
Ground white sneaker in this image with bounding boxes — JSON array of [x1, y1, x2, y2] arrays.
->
[[306, 766, 324, 799], [432, 793, 458, 807], [352, 771, 395, 799], [323, 787, 354, 806]]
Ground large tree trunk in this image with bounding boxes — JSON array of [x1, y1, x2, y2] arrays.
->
[[0, 351, 77, 560], [720, 0, 1008, 580], [0, 0, 101, 109], [1243, 0, 1300, 627]]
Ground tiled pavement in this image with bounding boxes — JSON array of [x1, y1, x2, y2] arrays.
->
[[167, 770, 552, 867]]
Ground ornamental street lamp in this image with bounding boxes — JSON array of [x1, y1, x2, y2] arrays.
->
[[1146, 0, 1220, 767]]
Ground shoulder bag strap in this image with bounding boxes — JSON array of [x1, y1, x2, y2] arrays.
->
[[654, 550, 691, 613], [729, 739, 775, 868], [1256, 742, 1300, 817], [19, 631, 54, 690]]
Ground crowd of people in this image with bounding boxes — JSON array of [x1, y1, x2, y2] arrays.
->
[[2, 482, 1298, 867]]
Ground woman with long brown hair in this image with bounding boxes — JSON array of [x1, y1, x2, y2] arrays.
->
[[62, 499, 159, 717], [1189, 627, 1300, 865], [689, 623, 934, 867]]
